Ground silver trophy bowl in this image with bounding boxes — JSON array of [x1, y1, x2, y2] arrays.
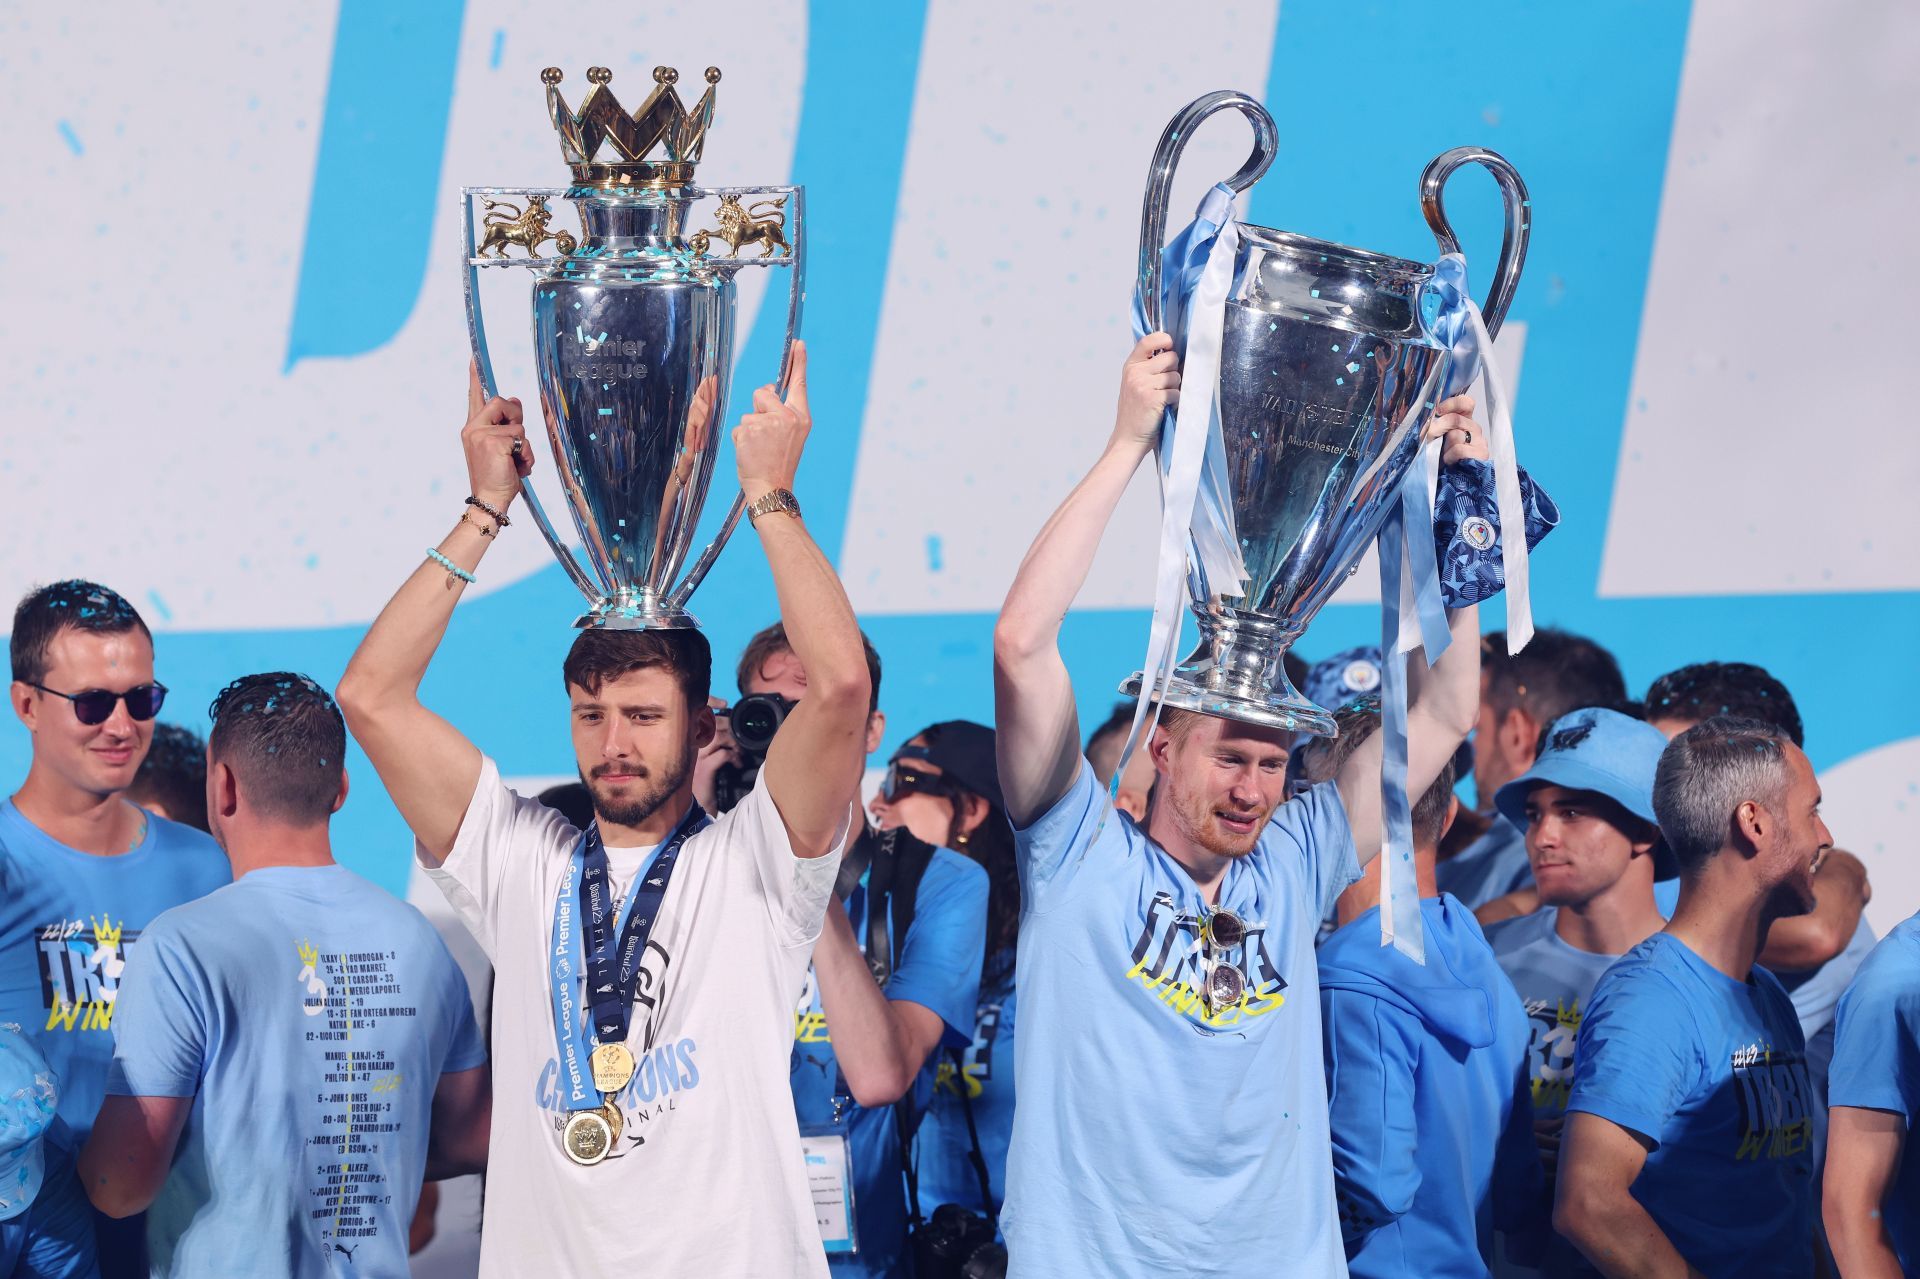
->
[[1124, 91, 1529, 735], [462, 65, 803, 630]]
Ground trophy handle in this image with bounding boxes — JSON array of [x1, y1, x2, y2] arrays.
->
[[460, 187, 602, 603], [667, 184, 808, 610], [1419, 148, 1531, 337], [1137, 91, 1279, 334]]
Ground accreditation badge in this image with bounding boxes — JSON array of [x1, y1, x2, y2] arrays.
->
[[799, 1125, 858, 1256]]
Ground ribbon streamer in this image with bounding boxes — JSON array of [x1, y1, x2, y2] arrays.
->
[[1117, 185, 1249, 776]]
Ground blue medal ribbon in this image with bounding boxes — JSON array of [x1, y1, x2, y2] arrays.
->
[[549, 803, 710, 1110]]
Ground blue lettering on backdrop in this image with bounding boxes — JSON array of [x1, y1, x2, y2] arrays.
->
[[283, 0, 466, 371]]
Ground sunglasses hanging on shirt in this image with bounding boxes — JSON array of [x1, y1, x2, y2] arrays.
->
[[1201, 906, 1247, 1014], [27, 681, 168, 726]]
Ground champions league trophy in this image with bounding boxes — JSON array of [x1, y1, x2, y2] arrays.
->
[[462, 65, 803, 629], [1123, 91, 1529, 735]]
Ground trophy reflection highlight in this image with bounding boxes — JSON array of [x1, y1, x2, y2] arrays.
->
[[462, 65, 804, 630]]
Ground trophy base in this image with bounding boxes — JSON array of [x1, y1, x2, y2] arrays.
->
[[573, 598, 701, 631], [1119, 672, 1336, 738], [1119, 608, 1337, 738]]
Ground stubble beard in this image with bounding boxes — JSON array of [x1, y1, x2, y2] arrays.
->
[[583, 746, 695, 830]]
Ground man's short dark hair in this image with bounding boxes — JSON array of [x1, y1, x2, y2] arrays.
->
[[208, 673, 345, 827], [1297, 701, 1457, 850], [734, 621, 880, 715], [1483, 628, 1626, 727], [128, 723, 209, 832], [564, 629, 712, 709], [1644, 662, 1804, 748], [11, 580, 153, 684]]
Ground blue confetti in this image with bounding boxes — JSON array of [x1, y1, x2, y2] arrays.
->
[[488, 28, 505, 68], [56, 120, 83, 156]]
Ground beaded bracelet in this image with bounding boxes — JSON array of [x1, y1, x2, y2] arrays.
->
[[426, 548, 476, 589], [464, 495, 511, 529]]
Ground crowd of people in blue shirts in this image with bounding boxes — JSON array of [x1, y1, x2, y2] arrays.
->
[[0, 338, 1914, 1279]]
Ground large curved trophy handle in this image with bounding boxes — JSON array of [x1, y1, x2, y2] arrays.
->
[[1137, 91, 1279, 334], [1419, 148, 1531, 337], [460, 186, 602, 602], [666, 184, 807, 609]]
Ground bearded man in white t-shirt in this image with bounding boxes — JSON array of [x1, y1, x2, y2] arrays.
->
[[338, 345, 871, 1278]]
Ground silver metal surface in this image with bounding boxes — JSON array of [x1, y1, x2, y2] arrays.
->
[[461, 183, 801, 629], [1124, 94, 1530, 734]]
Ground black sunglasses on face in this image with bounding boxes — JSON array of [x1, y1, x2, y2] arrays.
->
[[881, 762, 956, 803], [28, 681, 168, 726]]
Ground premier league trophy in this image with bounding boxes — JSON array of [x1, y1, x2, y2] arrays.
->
[[462, 65, 803, 629], [1124, 91, 1529, 735]]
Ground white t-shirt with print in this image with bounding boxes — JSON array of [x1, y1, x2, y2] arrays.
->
[[426, 756, 845, 1278]]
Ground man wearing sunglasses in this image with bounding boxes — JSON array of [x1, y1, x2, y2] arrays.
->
[[2, 580, 229, 1276], [736, 622, 988, 1278], [990, 337, 1485, 1275]]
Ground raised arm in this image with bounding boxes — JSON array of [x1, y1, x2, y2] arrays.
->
[[746, 344, 872, 859], [1759, 850, 1869, 971], [1336, 395, 1486, 863], [337, 366, 533, 866], [1554, 1113, 1702, 1279], [994, 335, 1176, 825]]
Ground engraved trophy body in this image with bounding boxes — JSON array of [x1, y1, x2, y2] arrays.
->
[[1126, 91, 1529, 735], [463, 66, 803, 630]]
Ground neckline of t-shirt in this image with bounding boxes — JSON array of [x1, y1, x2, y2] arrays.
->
[[1543, 908, 1638, 962], [0, 798, 159, 865], [1646, 930, 1764, 991]]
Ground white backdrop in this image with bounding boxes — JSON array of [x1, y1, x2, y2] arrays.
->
[[4, 0, 1917, 931]]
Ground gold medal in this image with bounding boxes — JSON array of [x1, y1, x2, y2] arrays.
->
[[599, 1098, 624, 1146], [590, 1042, 636, 1094], [561, 1109, 614, 1166]]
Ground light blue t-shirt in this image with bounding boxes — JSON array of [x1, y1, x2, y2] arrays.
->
[[914, 968, 1015, 1215], [791, 840, 987, 1278], [1005, 761, 1359, 1277], [1435, 815, 1529, 911], [1568, 932, 1814, 1278], [106, 865, 486, 1279], [1825, 909, 1920, 1274], [0, 802, 229, 1141]]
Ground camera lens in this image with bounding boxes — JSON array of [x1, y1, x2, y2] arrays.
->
[[729, 693, 792, 755]]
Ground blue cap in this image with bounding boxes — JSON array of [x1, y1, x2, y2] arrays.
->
[[1303, 645, 1383, 711], [0, 1027, 56, 1221], [1495, 707, 1675, 879]]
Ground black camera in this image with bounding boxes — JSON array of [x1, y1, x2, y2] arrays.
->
[[912, 1204, 1006, 1279], [708, 692, 792, 812]]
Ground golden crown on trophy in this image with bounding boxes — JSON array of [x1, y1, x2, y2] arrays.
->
[[542, 65, 720, 187]]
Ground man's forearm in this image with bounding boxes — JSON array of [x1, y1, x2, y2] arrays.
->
[[753, 498, 867, 705], [1556, 1192, 1701, 1279], [996, 440, 1146, 664], [339, 516, 495, 709], [812, 902, 918, 1106], [1760, 853, 1866, 971]]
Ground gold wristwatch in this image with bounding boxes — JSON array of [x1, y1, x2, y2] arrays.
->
[[747, 487, 801, 527]]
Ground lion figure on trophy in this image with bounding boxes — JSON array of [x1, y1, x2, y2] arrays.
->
[[477, 195, 577, 258], [700, 194, 789, 258]]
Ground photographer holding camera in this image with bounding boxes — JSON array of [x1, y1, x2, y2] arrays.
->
[[731, 623, 989, 1278]]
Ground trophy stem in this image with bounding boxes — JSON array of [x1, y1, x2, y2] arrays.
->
[[1120, 607, 1334, 737]]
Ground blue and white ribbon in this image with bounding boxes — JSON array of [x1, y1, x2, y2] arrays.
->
[[1119, 184, 1251, 773], [1374, 254, 1535, 963]]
